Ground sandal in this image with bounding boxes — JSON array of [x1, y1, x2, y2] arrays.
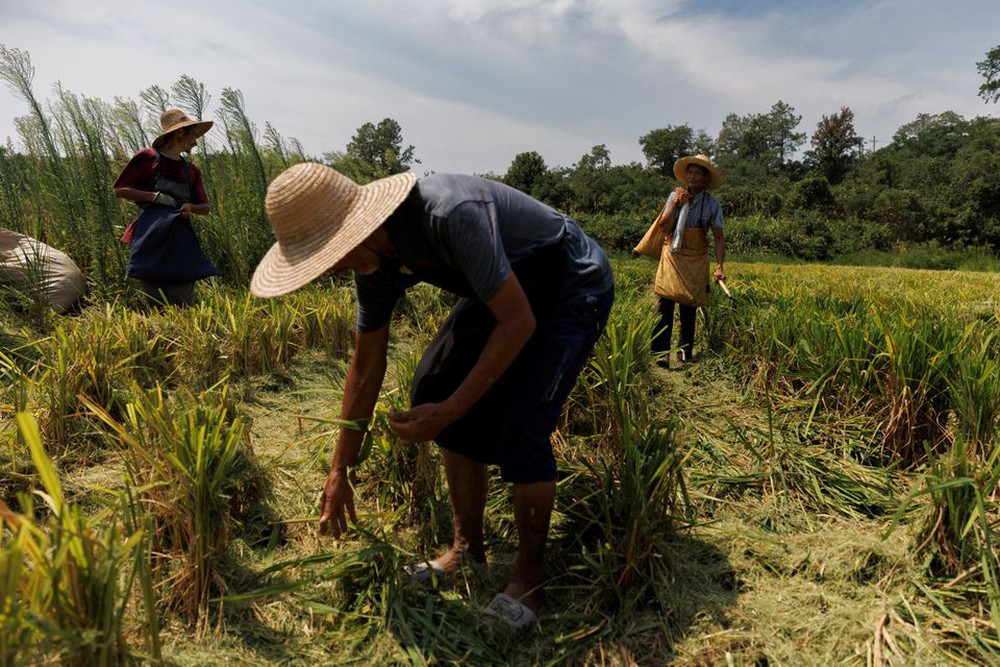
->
[[482, 593, 537, 631], [404, 559, 448, 584]]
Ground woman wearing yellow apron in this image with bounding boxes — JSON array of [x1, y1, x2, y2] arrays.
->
[[651, 155, 726, 368]]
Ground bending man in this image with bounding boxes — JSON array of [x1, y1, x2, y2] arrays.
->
[[250, 164, 613, 629]]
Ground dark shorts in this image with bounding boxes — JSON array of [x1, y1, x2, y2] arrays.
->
[[410, 286, 614, 484]]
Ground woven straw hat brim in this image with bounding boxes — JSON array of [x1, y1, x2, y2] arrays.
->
[[674, 155, 724, 191], [250, 170, 416, 298], [152, 120, 214, 149]]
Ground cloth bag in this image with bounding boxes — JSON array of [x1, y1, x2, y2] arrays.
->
[[654, 227, 710, 307], [633, 217, 666, 259], [633, 199, 673, 259], [0, 228, 86, 313]]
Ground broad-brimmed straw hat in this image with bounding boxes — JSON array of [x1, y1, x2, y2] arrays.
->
[[250, 163, 417, 298], [674, 154, 724, 191], [151, 109, 214, 149]]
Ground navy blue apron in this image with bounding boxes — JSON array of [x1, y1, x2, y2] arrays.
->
[[126, 153, 220, 283]]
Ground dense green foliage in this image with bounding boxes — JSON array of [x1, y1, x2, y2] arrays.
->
[[504, 108, 1000, 264]]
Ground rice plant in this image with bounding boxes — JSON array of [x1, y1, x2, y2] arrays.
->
[[0, 413, 155, 666], [563, 298, 658, 443], [946, 324, 1000, 454], [559, 306, 688, 611], [891, 435, 1000, 647], [696, 397, 895, 519], [83, 385, 257, 634], [874, 314, 956, 465], [30, 317, 140, 457], [292, 286, 356, 354], [357, 349, 447, 549]]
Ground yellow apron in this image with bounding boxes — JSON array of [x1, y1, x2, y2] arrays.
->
[[654, 227, 710, 307]]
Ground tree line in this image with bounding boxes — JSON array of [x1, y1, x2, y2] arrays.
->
[[497, 97, 1000, 263]]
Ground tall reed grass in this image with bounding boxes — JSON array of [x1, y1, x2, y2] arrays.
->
[[0, 44, 299, 293]]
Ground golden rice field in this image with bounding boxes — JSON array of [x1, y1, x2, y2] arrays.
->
[[1, 258, 998, 666]]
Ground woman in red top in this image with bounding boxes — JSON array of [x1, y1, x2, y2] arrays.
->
[[113, 109, 219, 306]]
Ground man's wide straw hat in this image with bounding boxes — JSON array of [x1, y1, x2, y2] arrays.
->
[[674, 154, 724, 191], [152, 109, 214, 149], [250, 163, 416, 298]]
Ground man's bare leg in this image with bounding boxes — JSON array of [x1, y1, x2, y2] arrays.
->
[[434, 449, 488, 571], [504, 480, 555, 614]]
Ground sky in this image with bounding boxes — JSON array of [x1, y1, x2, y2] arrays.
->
[[0, 0, 998, 176]]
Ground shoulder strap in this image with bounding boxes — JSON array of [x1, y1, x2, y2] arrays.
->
[[153, 151, 193, 186]]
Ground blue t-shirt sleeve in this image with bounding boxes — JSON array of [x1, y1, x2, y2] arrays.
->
[[710, 199, 724, 230], [432, 201, 511, 303], [354, 269, 405, 333]]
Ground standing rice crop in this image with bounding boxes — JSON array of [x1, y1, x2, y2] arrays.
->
[[900, 434, 1000, 638], [0, 413, 155, 666], [559, 303, 688, 612], [83, 385, 256, 634]]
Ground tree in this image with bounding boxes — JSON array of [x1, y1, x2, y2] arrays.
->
[[766, 100, 806, 166], [716, 112, 764, 161], [639, 125, 693, 176], [326, 118, 417, 183], [716, 101, 804, 173], [568, 145, 614, 212], [693, 129, 715, 157], [891, 111, 969, 156], [805, 106, 864, 184], [977, 44, 1000, 104], [576, 144, 612, 171], [504, 151, 548, 194]]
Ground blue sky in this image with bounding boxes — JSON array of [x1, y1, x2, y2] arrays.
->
[[0, 0, 997, 175]]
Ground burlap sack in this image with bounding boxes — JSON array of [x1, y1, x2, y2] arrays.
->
[[633, 200, 673, 259], [654, 227, 710, 307], [633, 218, 665, 259], [0, 228, 86, 313]]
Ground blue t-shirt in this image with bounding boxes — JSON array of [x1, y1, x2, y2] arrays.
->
[[666, 190, 724, 230], [355, 174, 613, 333]]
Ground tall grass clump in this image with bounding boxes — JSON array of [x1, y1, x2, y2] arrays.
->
[[0, 45, 82, 241], [84, 385, 262, 634], [50, 84, 124, 293], [198, 87, 275, 283], [0, 413, 157, 666], [560, 302, 688, 613], [3, 44, 302, 298], [900, 434, 1000, 641]]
